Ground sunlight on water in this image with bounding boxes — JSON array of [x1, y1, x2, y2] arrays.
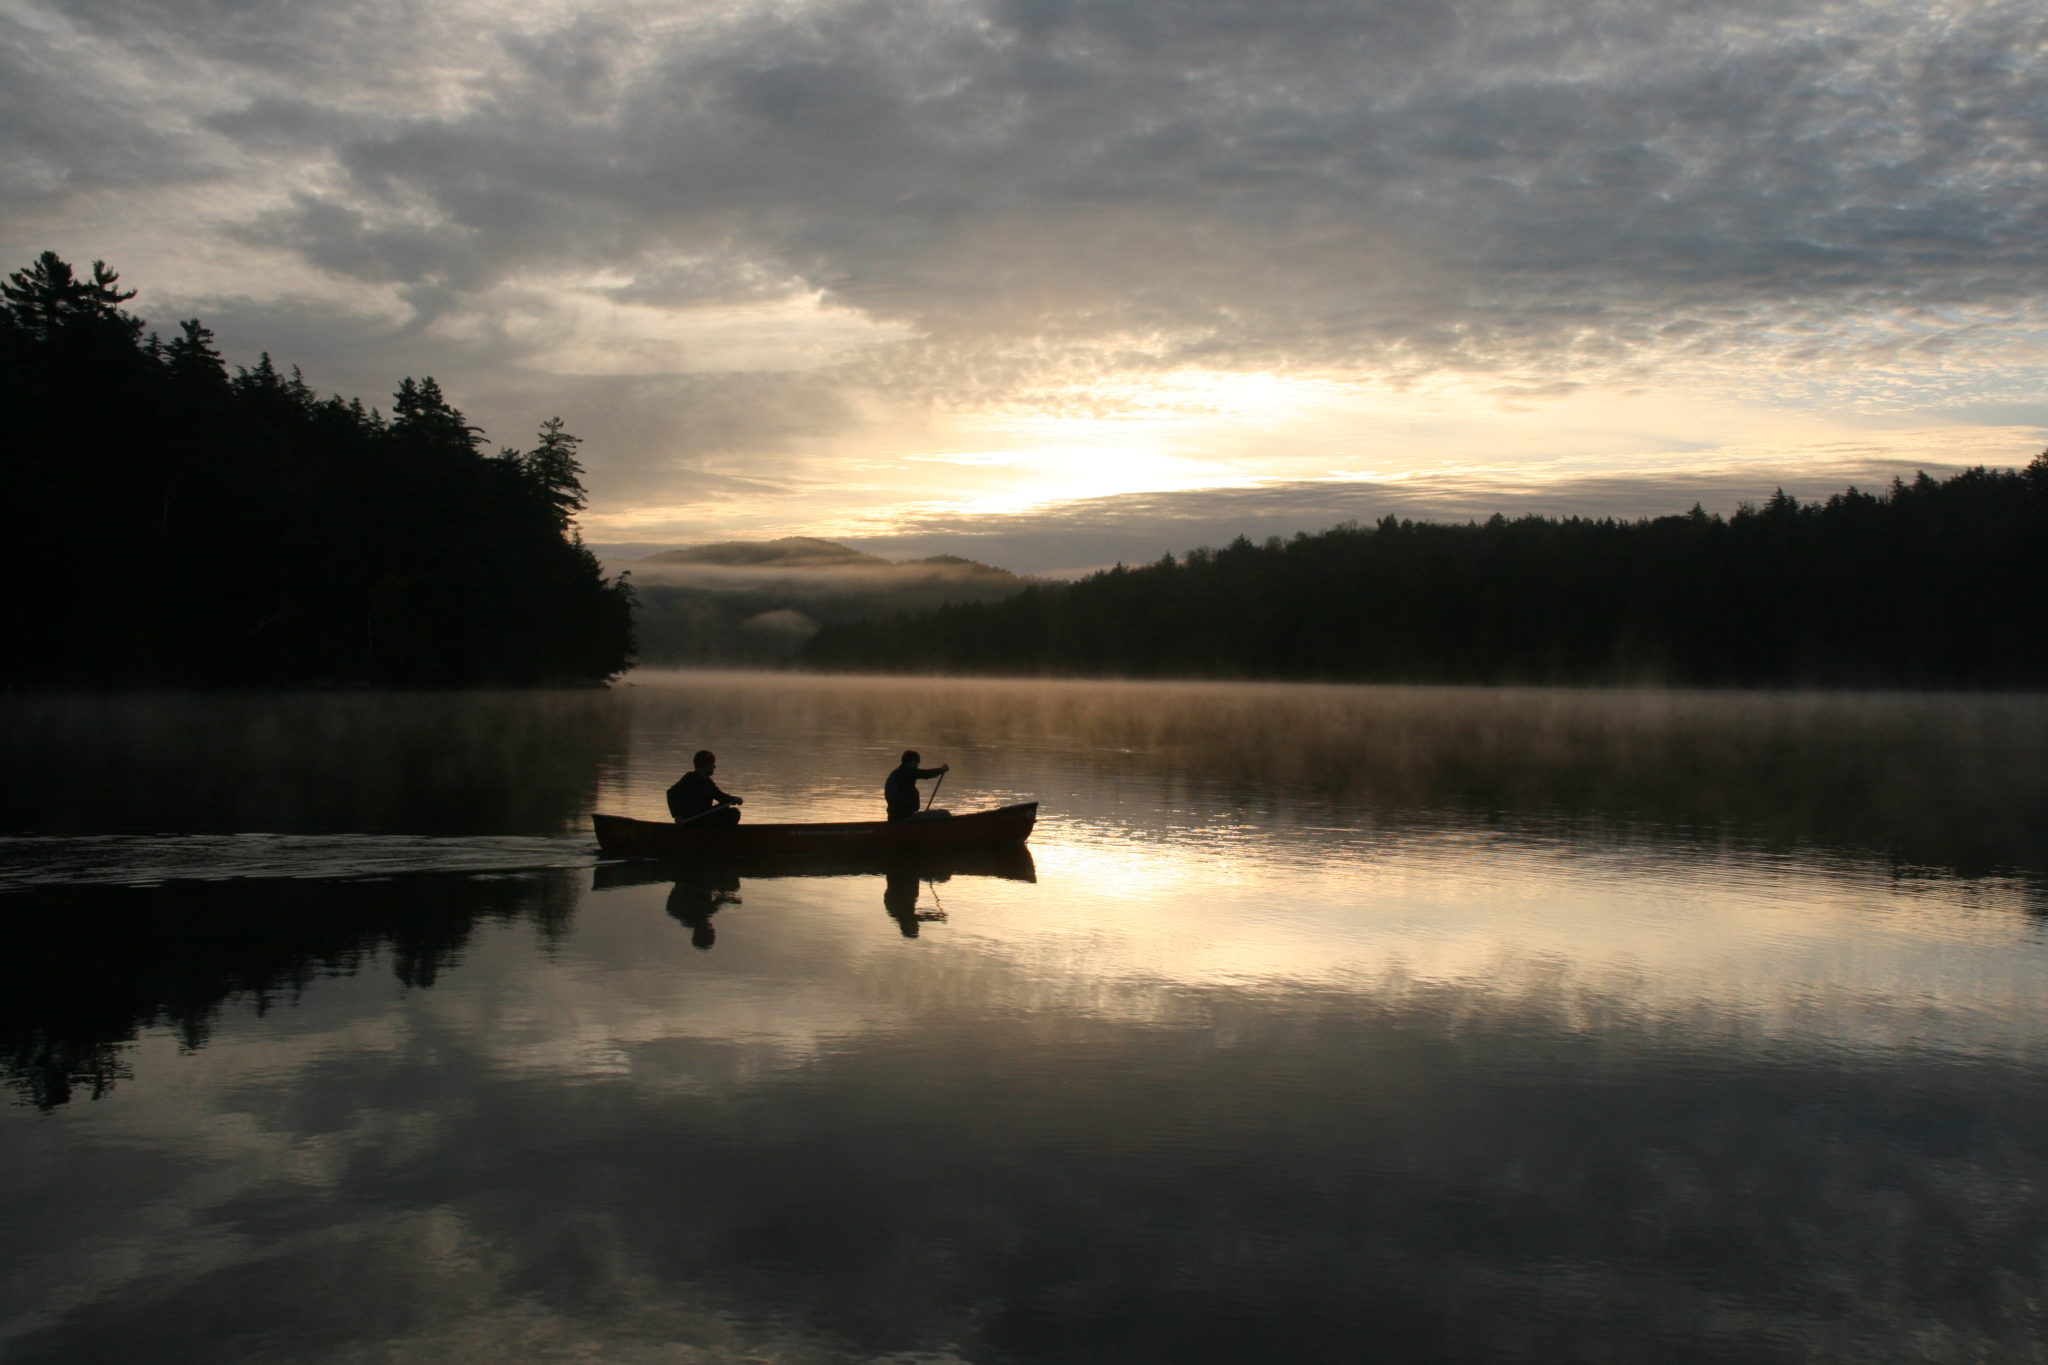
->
[[4, 674, 2048, 1363]]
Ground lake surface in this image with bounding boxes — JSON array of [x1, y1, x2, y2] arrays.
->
[[5, 673, 2048, 1363]]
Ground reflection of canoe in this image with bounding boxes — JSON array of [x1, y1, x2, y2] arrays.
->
[[591, 801, 1038, 860], [591, 842, 1036, 891]]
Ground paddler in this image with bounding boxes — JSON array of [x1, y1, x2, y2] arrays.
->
[[884, 750, 950, 822], [667, 749, 744, 827]]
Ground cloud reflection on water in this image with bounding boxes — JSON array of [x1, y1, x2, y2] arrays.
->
[[6, 861, 2046, 1363]]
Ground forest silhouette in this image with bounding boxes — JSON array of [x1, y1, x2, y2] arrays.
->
[[0, 252, 634, 687], [808, 461, 2048, 686]]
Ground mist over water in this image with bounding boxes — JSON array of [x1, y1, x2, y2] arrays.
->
[[604, 671, 2048, 876], [0, 689, 629, 837], [3, 674, 2047, 1362]]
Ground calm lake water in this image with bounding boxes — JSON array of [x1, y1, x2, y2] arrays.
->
[[5, 673, 2048, 1363]]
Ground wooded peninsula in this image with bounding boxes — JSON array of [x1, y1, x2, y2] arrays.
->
[[807, 459, 2048, 687], [1, 254, 634, 688]]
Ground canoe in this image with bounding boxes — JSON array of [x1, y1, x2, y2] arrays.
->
[[591, 801, 1039, 860]]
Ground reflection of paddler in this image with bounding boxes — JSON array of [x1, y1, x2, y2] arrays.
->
[[883, 870, 948, 938], [665, 872, 740, 950]]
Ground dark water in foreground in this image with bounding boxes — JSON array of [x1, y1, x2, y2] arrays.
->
[[4, 674, 2048, 1363]]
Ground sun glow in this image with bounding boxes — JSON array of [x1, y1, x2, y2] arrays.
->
[[579, 363, 2043, 557], [906, 443, 1257, 514]]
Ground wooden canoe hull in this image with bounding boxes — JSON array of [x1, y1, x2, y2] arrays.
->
[[592, 801, 1038, 860]]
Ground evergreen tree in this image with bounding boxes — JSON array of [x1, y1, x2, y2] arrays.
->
[[1, 251, 140, 342], [523, 417, 588, 529], [391, 375, 480, 450], [163, 319, 227, 387]]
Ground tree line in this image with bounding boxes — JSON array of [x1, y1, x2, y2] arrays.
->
[[806, 460, 2048, 687], [0, 252, 634, 687]]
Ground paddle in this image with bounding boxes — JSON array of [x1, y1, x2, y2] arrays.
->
[[678, 801, 736, 826], [925, 768, 946, 811]]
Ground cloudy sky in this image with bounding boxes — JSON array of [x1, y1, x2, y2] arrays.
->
[[6, 0, 2046, 571]]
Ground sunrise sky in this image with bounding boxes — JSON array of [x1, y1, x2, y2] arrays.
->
[[6, 0, 2045, 571]]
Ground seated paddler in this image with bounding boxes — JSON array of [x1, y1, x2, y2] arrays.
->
[[885, 750, 950, 822], [667, 749, 744, 827]]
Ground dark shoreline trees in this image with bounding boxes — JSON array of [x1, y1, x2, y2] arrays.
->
[[1, 252, 634, 688], [806, 461, 2048, 688]]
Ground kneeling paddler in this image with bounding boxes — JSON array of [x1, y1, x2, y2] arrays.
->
[[885, 750, 950, 822], [667, 749, 744, 827]]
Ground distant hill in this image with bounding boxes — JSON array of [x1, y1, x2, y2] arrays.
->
[[639, 537, 889, 569], [623, 537, 1033, 666]]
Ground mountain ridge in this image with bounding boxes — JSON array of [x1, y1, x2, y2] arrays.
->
[[637, 536, 891, 569], [617, 536, 1033, 666], [610, 536, 1017, 578]]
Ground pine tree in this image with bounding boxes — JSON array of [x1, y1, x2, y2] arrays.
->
[[0, 252, 140, 342], [391, 375, 481, 450], [163, 318, 227, 386], [523, 416, 588, 528]]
